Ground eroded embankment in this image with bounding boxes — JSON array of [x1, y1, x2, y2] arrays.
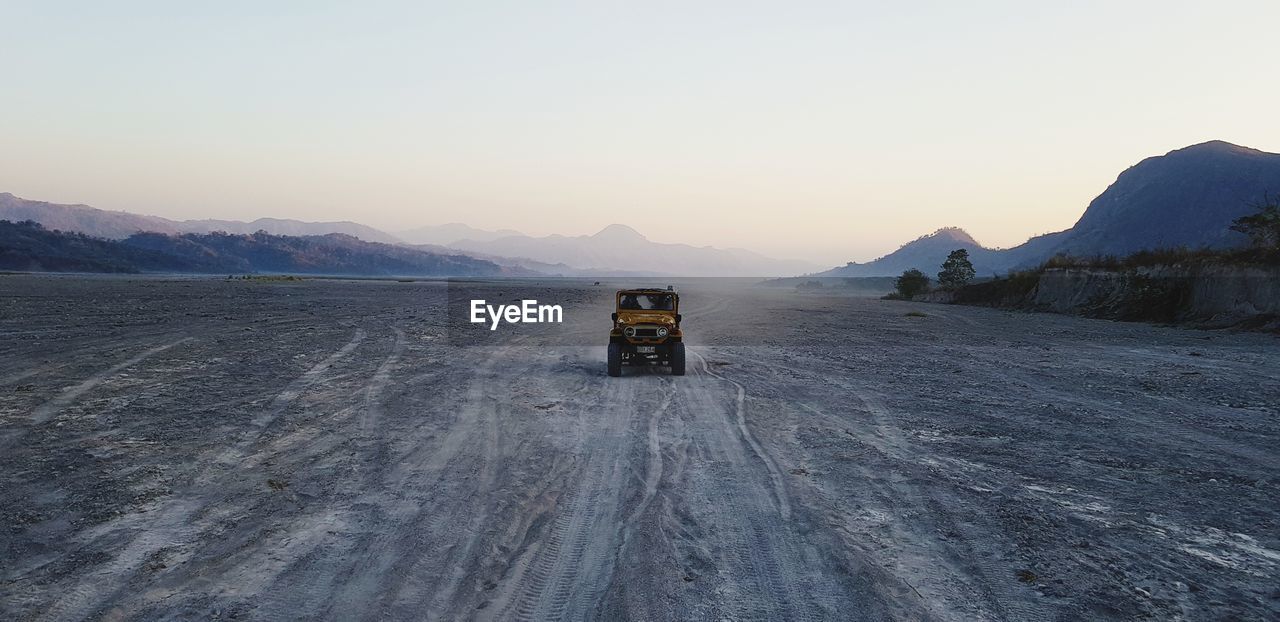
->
[[937, 264, 1280, 330]]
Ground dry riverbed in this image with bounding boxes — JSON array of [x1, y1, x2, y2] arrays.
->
[[1, 275, 1277, 620]]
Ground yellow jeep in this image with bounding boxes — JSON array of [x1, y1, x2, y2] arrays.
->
[[608, 287, 685, 377]]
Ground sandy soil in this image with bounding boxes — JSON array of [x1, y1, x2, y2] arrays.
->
[[1, 275, 1277, 621]]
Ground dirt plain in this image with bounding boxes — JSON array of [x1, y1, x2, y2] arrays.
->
[[1, 274, 1278, 621]]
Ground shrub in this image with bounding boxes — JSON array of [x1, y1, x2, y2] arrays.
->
[[888, 269, 930, 299]]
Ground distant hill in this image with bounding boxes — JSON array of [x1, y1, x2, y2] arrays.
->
[[1045, 140, 1280, 256], [825, 228, 1009, 277], [0, 220, 239, 273], [0, 193, 180, 238], [178, 217, 402, 244], [0, 220, 507, 276], [450, 224, 820, 276], [820, 140, 1280, 277], [403, 242, 657, 277], [823, 227, 1070, 278], [0, 193, 402, 244], [398, 222, 524, 246]]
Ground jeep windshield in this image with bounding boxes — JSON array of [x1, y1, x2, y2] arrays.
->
[[618, 293, 675, 311]]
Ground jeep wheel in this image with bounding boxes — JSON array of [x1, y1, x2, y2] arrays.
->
[[607, 343, 622, 377], [670, 342, 686, 376]]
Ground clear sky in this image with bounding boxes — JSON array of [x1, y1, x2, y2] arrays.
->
[[2, 1, 1277, 265]]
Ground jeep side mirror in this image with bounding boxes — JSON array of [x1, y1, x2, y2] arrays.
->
[[611, 312, 618, 322]]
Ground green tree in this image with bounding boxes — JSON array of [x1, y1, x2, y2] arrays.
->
[[894, 268, 930, 299], [938, 248, 976, 288], [1230, 192, 1280, 250]]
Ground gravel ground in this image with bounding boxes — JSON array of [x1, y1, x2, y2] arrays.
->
[[1, 275, 1277, 621]]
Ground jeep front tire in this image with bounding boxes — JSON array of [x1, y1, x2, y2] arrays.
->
[[670, 342, 686, 376], [607, 343, 622, 377]]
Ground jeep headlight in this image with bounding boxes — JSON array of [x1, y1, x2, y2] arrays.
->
[[656, 327, 669, 337], [624, 326, 636, 337]]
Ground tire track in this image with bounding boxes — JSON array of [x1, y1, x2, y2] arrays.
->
[[209, 328, 366, 468], [244, 326, 414, 621], [359, 327, 406, 438], [668, 356, 812, 620], [735, 353, 1048, 621], [483, 354, 641, 622], [621, 377, 674, 540], [391, 358, 507, 619], [252, 328, 367, 429], [689, 347, 791, 520], [514, 459, 610, 621], [33, 328, 369, 622], [320, 340, 514, 621], [786, 398, 1009, 621], [0, 337, 194, 452], [27, 337, 194, 427]]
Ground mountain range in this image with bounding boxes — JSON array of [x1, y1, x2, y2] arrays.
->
[[4, 140, 1278, 278], [0, 220, 506, 276], [0, 194, 812, 276], [447, 224, 820, 277], [397, 222, 524, 246], [820, 141, 1280, 277], [0, 193, 402, 244]]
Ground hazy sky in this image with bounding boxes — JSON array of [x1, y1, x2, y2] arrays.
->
[[2, 1, 1278, 265]]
